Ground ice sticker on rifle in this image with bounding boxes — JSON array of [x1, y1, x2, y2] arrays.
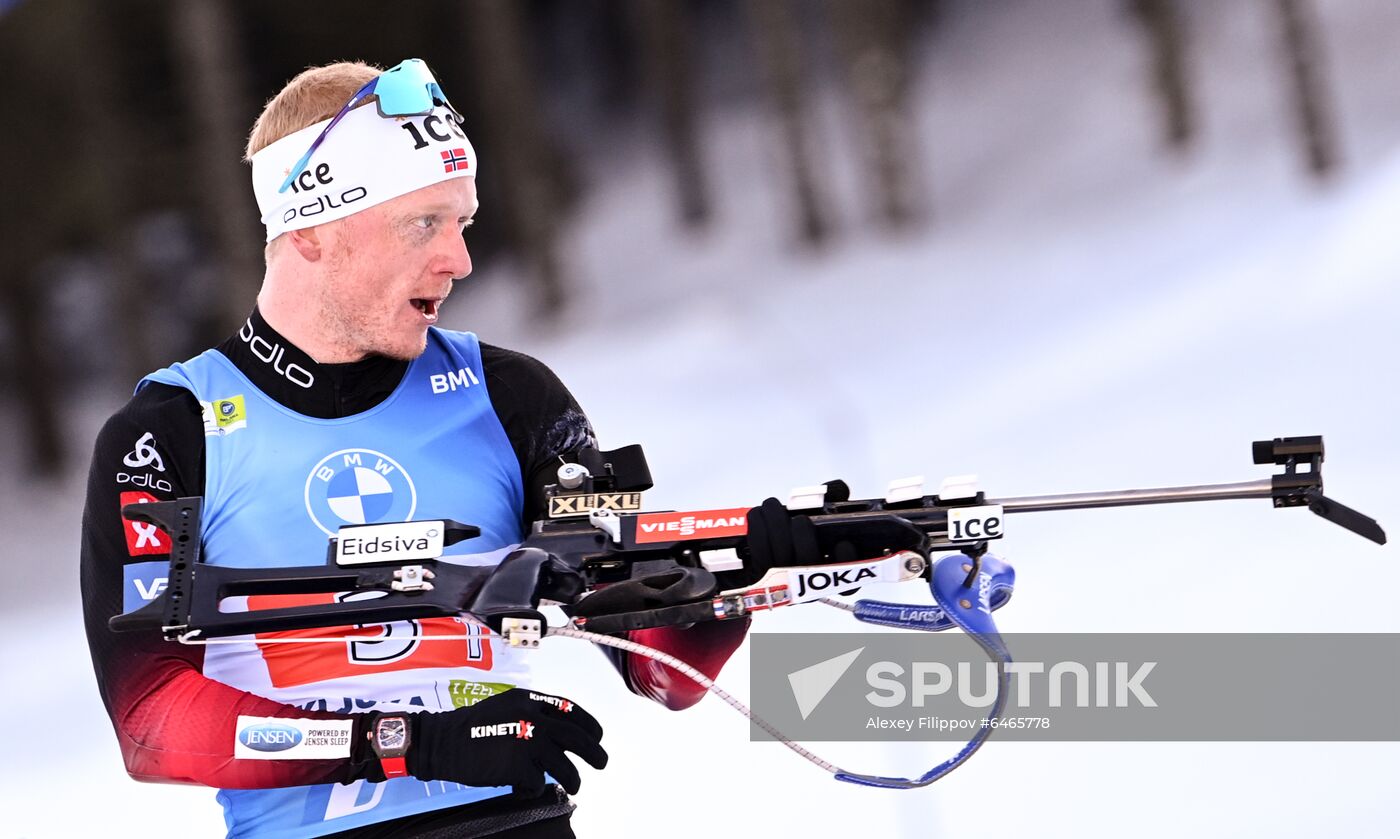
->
[[334, 520, 446, 565], [947, 505, 1005, 541]]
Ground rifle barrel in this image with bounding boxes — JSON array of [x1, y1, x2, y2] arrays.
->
[[991, 478, 1275, 513]]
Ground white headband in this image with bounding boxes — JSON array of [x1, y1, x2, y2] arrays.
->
[[250, 103, 478, 242]]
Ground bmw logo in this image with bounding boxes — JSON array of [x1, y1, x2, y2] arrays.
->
[[304, 448, 417, 536]]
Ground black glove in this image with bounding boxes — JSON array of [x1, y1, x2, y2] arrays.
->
[[364, 689, 607, 796], [741, 482, 859, 586]]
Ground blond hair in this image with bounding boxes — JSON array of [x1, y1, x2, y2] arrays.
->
[[247, 61, 382, 257], [245, 61, 383, 160]]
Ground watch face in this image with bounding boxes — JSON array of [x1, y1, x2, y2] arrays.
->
[[376, 717, 408, 750]]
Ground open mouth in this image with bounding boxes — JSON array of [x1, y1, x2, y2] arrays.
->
[[411, 298, 441, 322]]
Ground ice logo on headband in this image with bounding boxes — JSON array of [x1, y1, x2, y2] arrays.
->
[[250, 59, 478, 242], [399, 112, 470, 152], [281, 163, 370, 226]]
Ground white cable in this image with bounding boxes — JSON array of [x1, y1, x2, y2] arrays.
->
[[546, 624, 842, 777]]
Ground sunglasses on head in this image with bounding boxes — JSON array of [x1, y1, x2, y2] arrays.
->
[[277, 58, 457, 194]]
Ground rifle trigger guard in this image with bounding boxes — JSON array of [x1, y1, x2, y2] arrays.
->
[[468, 547, 584, 635]]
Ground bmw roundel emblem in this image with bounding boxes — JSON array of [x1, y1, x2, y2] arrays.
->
[[304, 448, 417, 536]]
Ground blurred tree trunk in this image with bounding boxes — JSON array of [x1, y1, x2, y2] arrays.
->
[[628, 0, 711, 227], [746, 0, 831, 245], [1275, 0, 1338, 177], [1126, 0, 1194, 150], [167, 0, 264, 339], [459, 0, 567, 317], [829, 0, 922, 228], [0, 0, 158, 474], [0, 14, 64, 475], [63, 0, 155, 385], [0, 268, 64, 476]]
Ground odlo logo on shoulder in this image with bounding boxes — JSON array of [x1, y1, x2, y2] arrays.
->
[[304, 448, 418, 537], [239, 722, 303, 752], [470, 720, 535, 740]]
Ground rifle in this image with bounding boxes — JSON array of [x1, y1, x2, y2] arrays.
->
[[109, 434, 1385, 787], [111, 434, 1383, 642]]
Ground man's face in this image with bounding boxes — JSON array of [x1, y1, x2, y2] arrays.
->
[[315, 177, 477, 361]]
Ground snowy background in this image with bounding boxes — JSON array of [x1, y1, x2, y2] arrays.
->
[[2, 1, 1398, 836]]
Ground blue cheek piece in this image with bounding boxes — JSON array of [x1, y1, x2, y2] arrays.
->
[[836, 552, 1016, 789]]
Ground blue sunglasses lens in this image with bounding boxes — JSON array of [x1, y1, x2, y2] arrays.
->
[[373, 59, 449, 116]]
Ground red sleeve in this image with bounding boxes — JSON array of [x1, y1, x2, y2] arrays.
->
[[624, 618, 751, 711], [82, 388, 366, 789], [111, 656, 358, 788]]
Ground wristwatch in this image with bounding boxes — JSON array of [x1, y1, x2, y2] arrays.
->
[[369, 714, 411, 779]]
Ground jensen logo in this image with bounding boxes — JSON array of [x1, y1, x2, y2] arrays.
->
[[239, 723, 303, 752], [234, 716, 354, 760], [548, 493, 643, 518]]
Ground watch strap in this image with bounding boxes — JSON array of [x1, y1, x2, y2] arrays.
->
[[380, 755, 408, 779]]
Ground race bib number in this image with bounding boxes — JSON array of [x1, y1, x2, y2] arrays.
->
[[250, 592, 492, 688]]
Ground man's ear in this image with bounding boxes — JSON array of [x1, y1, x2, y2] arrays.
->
[[286, 225, 324, 261]]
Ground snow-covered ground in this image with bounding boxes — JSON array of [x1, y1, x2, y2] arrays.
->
[[3, 1, 1398, 836]]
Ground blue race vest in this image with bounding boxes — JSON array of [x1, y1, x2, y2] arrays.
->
[[141, 327, 531, 838]]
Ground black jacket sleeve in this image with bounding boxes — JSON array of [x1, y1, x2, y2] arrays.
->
[[478, 345, 750, 709], [480, 343, 598, 529]]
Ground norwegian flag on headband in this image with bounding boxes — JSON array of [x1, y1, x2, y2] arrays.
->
[[441, 148, 471, 173]]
